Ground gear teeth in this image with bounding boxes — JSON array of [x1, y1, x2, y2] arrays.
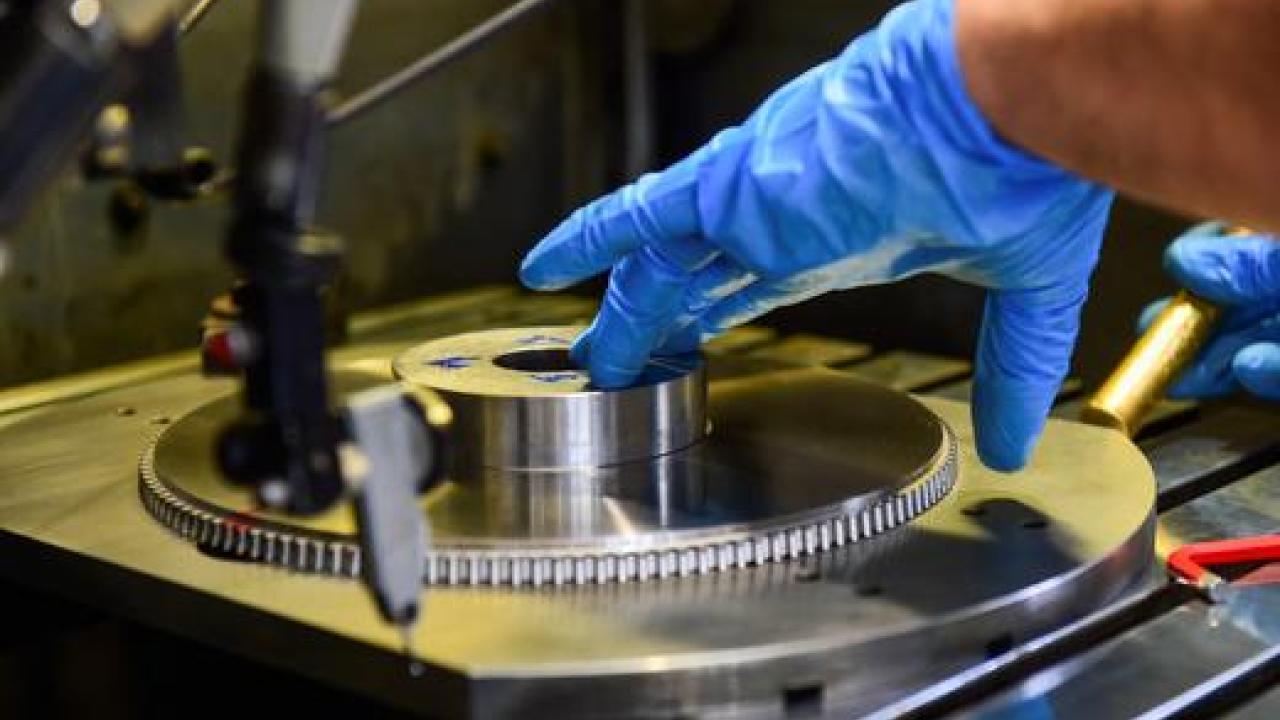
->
[[140, 425, 958, 587]]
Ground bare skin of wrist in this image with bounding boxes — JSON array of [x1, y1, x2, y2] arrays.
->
[[956, 0, 1280, 232]]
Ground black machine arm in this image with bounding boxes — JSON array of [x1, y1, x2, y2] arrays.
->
[[216, 0, 357, 516], [219, 0, 433, 633], [0, 0, 434, 635]]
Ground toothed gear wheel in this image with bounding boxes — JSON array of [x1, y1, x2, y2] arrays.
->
[[139, 329, 958, 587], [139, 431, 955, 586]]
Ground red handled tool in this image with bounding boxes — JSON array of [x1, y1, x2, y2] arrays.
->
[[1168, 534, 1280, 598]]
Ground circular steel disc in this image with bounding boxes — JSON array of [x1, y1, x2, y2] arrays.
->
[[125, 332, 1155, 718], [140, 366, 956, 585]]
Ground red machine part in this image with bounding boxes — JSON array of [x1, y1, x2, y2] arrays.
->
[[1168, 534, 1280, 592]]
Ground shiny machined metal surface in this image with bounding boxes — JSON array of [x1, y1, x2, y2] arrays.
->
[[0, 294, 1166, 718], [140, 356, 958, 585], [392, 327, 706, 470], [0, 356, 1156, 717]]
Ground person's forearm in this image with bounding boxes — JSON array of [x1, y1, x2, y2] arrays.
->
[[957, 0, 1280, 231]]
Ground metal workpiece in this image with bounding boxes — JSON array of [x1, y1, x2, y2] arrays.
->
[[0, 350, 1155, 717], [140, 359, 958, 586], [392, 327, 706, 471], [4, 291, 1277, 717]]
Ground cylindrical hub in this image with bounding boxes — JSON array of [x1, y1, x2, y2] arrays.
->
[[393, 327, 706, 471]]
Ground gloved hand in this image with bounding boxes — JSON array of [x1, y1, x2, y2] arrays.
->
[[519, 0, 1114, 471], [1139, 221, 1280, 400]]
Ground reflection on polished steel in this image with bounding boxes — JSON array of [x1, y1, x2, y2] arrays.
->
[[0, 293, 1165, 718], [392, 327, 706, 470], [126, 371, 1155, 716], [140, 333, 959, 585]]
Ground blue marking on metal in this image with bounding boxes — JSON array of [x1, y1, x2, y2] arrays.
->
[[516, 334, 570, 346], [531, 372, 580, 383], [426, 355, 478, 370]]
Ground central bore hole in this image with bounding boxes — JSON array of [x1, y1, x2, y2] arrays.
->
[[492, 348, 578, 373]]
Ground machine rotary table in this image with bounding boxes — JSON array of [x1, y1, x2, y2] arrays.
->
[[0, 302, 1156, 718]]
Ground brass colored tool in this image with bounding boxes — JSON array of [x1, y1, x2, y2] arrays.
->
[[1081, 290, 1220, 435], [1082, 227, 1251, 436]]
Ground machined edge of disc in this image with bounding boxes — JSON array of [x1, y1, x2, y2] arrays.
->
[[137, 425, 958, 587]]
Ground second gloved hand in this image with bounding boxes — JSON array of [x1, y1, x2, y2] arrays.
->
[[519, 0, 1114, 471], [1140, 222, 1280, 400]]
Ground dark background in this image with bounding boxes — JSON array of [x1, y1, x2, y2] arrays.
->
[[0, 0, 1188, 387]]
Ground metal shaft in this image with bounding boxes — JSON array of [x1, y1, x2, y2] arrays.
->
[[1080, 290, 1220, 436], [392, 328, 708, 472], [1082, 227, 1252, 436], [327, 0, 563, 127]]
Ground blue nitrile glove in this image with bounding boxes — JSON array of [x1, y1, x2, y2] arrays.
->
[[1139, 221, 1280, 400], [519, 0, 1114, 471]]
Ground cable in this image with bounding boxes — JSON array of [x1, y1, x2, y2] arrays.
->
[[326, 0, 564, 128]]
